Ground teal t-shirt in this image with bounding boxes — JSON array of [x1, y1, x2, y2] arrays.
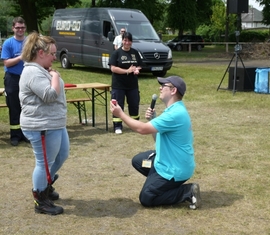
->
[[150, 101, 195, 181]]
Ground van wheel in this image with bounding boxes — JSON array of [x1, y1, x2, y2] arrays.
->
[[197, 45, 202, 51], [152, 71, 167, 77], [176, 44, 182, 51], [61, 54, 72, 69]]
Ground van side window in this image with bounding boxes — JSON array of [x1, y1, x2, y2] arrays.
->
[[103, 21, 112, 38], [84, 20, 100, 34]]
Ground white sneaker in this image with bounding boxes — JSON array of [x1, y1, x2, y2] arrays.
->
[[115, 129, 122, 134], [189, 183, 202, 210]]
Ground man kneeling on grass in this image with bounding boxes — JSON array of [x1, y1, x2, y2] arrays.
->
[[110, 76, 201, 209]]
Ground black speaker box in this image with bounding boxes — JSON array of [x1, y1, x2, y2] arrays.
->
[[228, 0, 249, 14], [228, 67, 256, 91]]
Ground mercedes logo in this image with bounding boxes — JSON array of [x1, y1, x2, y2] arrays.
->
[[154, 53, 160, 60]]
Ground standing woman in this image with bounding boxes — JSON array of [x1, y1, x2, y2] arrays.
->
[[19, 32, 69, 215], [109, 32, 142, 134]]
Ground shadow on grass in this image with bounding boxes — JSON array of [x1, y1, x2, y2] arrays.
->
[[0, 124, 114, 148], [58, 190, 243, 218], [67, 124, 110, 136], [0, 134, 32, 150], [67, 123, 135, 140], [0, 123, 135, 148], [162, 190, 243, 211], [58, 197, 138, 218], [199, 190, 243, 209]]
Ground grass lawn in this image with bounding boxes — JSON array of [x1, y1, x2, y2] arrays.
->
[[1, 49, 270, 234]]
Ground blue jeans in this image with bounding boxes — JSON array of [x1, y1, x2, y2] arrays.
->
[[23, 128, 70, 191]]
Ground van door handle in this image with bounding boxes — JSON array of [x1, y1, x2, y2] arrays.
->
[[95, 40, 99, 45], [100, 41, 105, 45]]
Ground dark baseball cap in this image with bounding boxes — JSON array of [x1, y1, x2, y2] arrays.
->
[[157, 76, 186, 96]]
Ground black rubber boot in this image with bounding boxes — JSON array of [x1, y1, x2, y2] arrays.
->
[[48, 185, 59, 200], [32, 187, 63, 215], [48, 174, 59, 200]]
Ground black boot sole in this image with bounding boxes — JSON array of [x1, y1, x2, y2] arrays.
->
[[35, 207, 64, 215]]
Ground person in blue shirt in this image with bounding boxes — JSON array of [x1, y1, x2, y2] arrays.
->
[[1, 17, 28, 146], [110, 76, 201, 209]]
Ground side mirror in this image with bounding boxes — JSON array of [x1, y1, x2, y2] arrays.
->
[[108, 31, 114, 42], [158, 33, 162, 40]]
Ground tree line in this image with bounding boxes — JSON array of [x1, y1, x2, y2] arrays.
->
[[0, 0, 269, 41]]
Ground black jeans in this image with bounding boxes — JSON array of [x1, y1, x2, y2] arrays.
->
[[132, 150, 193, 207]]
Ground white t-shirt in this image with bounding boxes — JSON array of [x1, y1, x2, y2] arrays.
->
[[113, 35, 123, 49]]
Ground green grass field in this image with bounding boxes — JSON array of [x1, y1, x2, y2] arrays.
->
[[1, 48, 270, 234]]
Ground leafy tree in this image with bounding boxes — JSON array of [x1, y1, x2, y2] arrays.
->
[[167, 0, 197, 35], [97, 0, 166, 25], [255, 0, 266, 9], [197, 1, 237, 42], [96, 0, 124, 8], [166, 0, 214, 36], [259, 0, 270, 25], [196, 0, 213, 28], [210, 1, 227, 40], [4, 0, 165, 35], [12, 0, 82, 33], [196, 24, 212, 41], [122, 0, 166, 25], [0, 0, 17, 37]]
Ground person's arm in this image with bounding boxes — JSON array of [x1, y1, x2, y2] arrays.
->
[[1, 40, 23, 67], [111, 65, 137, 75], [49, 69, 61, 94], [132, 49, 142, 75], [26, 69, 59, 103], [3, 55, 22, 68], [110, 101, 157, 135], [145, 107, 157, 141], [109, 49, 139, 75]]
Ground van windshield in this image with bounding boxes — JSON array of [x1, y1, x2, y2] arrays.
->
[[115, 21, 160, 40]]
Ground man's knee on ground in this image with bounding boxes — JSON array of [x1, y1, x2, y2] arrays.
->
[[139, 190, 153, 207]]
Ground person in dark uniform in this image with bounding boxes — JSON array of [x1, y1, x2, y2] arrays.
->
[[108, 32, 142, 134], [1, 17, 28, 146]]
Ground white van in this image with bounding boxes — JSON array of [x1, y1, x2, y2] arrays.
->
[[50, 8, 173, 77]]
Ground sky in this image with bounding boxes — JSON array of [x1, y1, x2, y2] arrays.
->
[[249, 0, 263, 10]]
